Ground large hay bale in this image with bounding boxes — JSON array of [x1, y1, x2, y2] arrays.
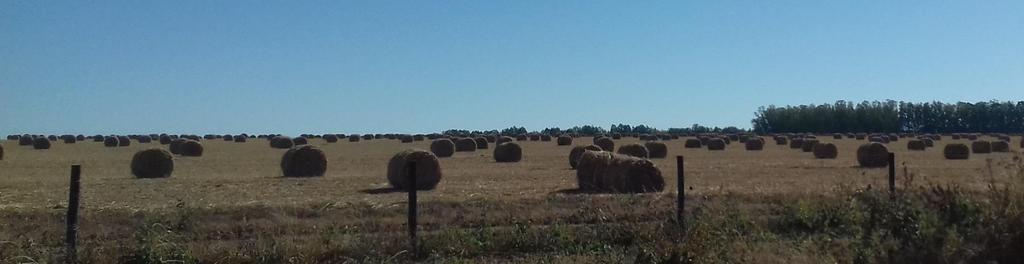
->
[[557, 135, 573, 146], [594, 137, 615, 152], [62, 136, 76, 144], [922, 138, 934, 147], [234, 136, 247, 143], [400, 135, 414, 143], [856, 143, 889, 168], [413, 134, 425, 141], [967, 134, 979, 140], [575, 151, 664, 193], [790, 138, 804, 149], [944, 144, 970, 160], [270, 136, 295, 149], [159, 135, 172, 145], [324, 134, 339, 143], [131, 148, 174, 178], [971, 141, 992, 154], [137, 135, 152, 143], [430, 139, 456, 157], [281, 145, 327, 177], [706, 138, 726, 150], [516, 134, 528, 141], [774, 136, 788, 145], [528, 134, 540, 141], [32, 137, 51, 150], [569, 145, 603, 169], [684, 139, 702, 148], [223, 135, 234, 141], [474, 137, 488, 149], [117, 136, 131, 147], [813, 143, 838, 159], [348, 135, 361, 142], [745, 138, 764, 151], [616, 143, 649, 158], [292, 137, 308, 146], [907, 140, 926, 151], [363, 134, 374, 140], [103, 136, 119, 147], [169, 139, 187, 154], [18, 136, 33, 146], [494, 142, 522, 162], [0, 145, 4, 160], [180, 140, 204, 157], [644, 142, 668, 158], [497, 136, 514, 145], [991, 141, 1010, 153], [455, 138, 477, 152], [833, 133, 843, 139], [386, 149, 442, 190]]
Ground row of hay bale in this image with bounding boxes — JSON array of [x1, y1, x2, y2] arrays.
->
[[426, 138, 522, 162]]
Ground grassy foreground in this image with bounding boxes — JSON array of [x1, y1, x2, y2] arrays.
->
[[2, 155, 1023, 263]]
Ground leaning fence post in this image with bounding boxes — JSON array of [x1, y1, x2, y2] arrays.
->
[[406, 162, 418, 259], [888, 152, 896, 199], [675, 156, 685, 230], [65, 165, 81, 264]]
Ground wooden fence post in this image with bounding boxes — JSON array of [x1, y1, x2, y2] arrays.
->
[[406, 162, 418, 259], [676, 156, 685, 230], [888, 152, 896, 199], [65, 165, 81, 264]]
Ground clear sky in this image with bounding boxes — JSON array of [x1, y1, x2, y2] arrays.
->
[[2, 1, 1022, 136]]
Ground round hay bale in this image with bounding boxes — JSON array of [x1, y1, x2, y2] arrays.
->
[[413, 134, 425, 141], [529, 134, 540, 141], [387, 149, 442, 190], [971, 141, 992, 154], [494, 142, 522, 162], [706, 138, 726, 150], [907, 140, 926, 151], [348, 135, 361, 142], [540, 135, 552, 141], [117, 136, 131, 147], [270, 136, 295, 149], [324, 134, 339, 143], [951, 134, 962, 140], [180, 140, 204, 157], [594, 137, 615, 152], [400, 135, 414, 143], [569, 145, 604, 169], [293, 137, 308, 146], [557, 135, 573, 146], [0, 145, 4, 160], [63, 136, 76, 144], [131, 148, 174, 178], [159, 135, 172, 145], [497, 136, 514, 145], [944, 144, 970, 160], [18, 136, 33, 146], [430, 139, 456, 157], [991, 141, 1010, 153], [813, 143, 838, 159], [363, 134, 374, 140], [616, 143, 649, 158], [967, 134, 979, 140], [137, 135, 152, 143], [868, 136, 889, 144], [856, 143, 890, 168], [684, 139, 702, 148], [223, 135, 234, 141], [922, 138, 934, 147], [169, 139, 187, 155], [483, 135, 496, 143], [455, 138, 477, 152], [789, 138, 804, 149], [833, 133, 843, 139], [644, 142, 667, 158], [47, 135, 57, 141], [91, 135, 103, 142], [234, 136, 247, 143], [474, 137, 488, 149], [103, 136, 119, 147], [576, 151, 664, 193], [774, 136, 788, 145], [516, 134, 528, 141], [612, 134, 623, 140], [745, 138, 764, 151], [281, 145, 327, 177], [32, 137, 50, 150]]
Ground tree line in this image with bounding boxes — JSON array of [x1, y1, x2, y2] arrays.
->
[[443, 123, 747, 136], [752, 100, 1024, 134]]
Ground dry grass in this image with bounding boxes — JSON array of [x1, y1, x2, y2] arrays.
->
[[0, 136, 1021, 262]]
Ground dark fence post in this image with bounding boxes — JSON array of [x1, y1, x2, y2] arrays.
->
[[888, 152, 896, 199], [406, 162, 418, 259], [65, 165, 81, 264], [676, 156, 685, 230]]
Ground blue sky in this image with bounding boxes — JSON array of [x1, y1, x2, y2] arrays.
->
[[2, 1, 1022, 135]]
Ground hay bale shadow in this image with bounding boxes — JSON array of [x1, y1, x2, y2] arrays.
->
[[360, 187, 404, 194]]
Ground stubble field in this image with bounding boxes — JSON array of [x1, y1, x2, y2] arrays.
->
[[0, 136, 1021, 263]]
